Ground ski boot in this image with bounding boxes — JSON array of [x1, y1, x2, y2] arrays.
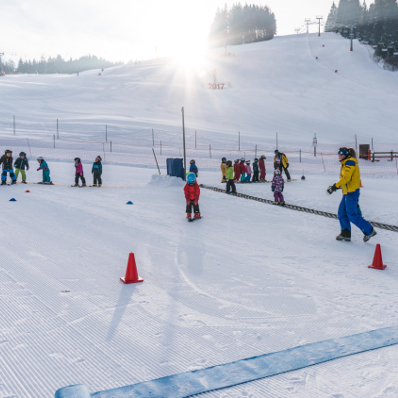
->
[[73, 183, 79, 187], [363, 228, 377, 243], [280, 201, 286, 206], [92, 184, 97, 187], [1, 181, 6, 185], [194, 213, 201, 219], [187, 213, 192, 219], [11, 180, 17, 185], [336, 229, 351, 242], [22, 180, 27, 184], [82, 183, 87, 187], [98, 184, 101, 187], [273, 201, 279, 205]]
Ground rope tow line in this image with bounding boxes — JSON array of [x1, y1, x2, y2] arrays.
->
[[200, 184, 398, 233]]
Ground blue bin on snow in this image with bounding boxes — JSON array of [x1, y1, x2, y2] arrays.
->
[[166, 158, 185, 180]]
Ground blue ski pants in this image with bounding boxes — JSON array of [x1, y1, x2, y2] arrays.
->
[[338, 189, 372, 235], [240, 173, 246, 182], [2, 169, 16, 182], [42, 169, 51, 183], [245, 174, 252, 182]]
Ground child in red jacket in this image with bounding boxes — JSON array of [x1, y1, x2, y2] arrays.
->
[[233, 159, 241, 181], [184, 172, 201, 220]]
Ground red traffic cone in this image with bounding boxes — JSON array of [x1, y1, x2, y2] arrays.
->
[[368, 244, 387, 270], [120, 253, 144, 284]]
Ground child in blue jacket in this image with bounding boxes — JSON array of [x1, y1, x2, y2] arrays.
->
[[92, 156, 102, 187]]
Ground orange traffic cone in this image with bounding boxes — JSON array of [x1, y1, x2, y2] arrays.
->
[[25, 190, 30, 193], [368, 244, 387, 270], [120, 253, 144, 284]]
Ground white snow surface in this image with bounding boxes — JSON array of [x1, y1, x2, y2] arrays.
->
[[0, 33, 398, 153], [1, 32, 398, 398], [1, 164, 398, 397]]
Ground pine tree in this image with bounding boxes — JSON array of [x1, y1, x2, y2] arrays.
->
[[325, 2, 339, 31]]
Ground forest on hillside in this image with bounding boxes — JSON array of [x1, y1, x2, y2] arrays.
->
[[325, 0, 398, 67], [209, 3, 276, 48], [0, 55, 123, 74]]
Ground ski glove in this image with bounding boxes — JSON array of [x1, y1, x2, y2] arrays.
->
[[43, 166, 48, 171], [326, 184, 338, 195], [37, 167, 41, 171]]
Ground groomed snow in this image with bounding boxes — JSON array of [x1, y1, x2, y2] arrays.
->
[[1, 163, 398, 397]]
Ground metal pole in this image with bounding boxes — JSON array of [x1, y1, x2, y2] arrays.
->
[[181, 107, 187, 181], [255, 144, 257, 159], [316, 16, 323, 37], [53, 135, 55, 148], [239, 131, 240, 151], [195, 130, 197, 149], [152, 148, 161, 175], [314, 146, 316, 157], [13, 115, 15, 135], [276, 132, 278, 150], [57, 119, 59, 139], [152, 128, 154, 147], [371, 138, 374, 152], [110, 141, 112, 152], [106, 125, 108, 143], [209, 144, 211, 158], [300, 149, 302, 163], [355, 134, 357, 153], [160, 140, 162, 155]]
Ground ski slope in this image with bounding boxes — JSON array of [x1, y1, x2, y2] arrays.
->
[[1, 33, 398, 152], [1, 32, 398, 397]]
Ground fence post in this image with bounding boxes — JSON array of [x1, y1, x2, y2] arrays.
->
[[300, 149, 301, 163], [106, 125, 108, 143], [239, 132, 240, 151], [152, 129, 154, 147], [160, 140, 162, 155], [110, 141, 112, 152], [103, 143, 106, 161], [209, 144, 211, 159], [321, 153, 326, 173], [355, 134, 357, 153], [57, 119, 59, 139], [27, 139, 31, 156], [391, 150, 393, 162], [53, 135, 55, 148], [255, 144, 257, 159], [13, 115, 15, 135], [371, 137, 374, 152], [195, 131, 197, 149]]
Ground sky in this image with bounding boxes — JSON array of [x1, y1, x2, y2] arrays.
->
[[0, 0, 346, 64]]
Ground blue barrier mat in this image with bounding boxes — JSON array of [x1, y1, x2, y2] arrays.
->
[[90, 326, 398, 398]]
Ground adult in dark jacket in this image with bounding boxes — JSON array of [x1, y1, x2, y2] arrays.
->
[[1, 149, 16, 185], [14, 152, 29, 183], [274, 150, 291, 181]]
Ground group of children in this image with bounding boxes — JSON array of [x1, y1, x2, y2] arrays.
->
[[0, 149, 103, 186], [184, 153, 288, 218]]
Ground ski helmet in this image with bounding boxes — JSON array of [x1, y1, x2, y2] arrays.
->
[[274, 150, 279, 154], [254, 158, 259, 162], [260, 155, 266, 159], [37, 156, 44, 162], [96, 155, 102, 161], [246, 160, 251, 164], [226, 160, 232, 166], [234, 159, 239, 163], [74, 157, 81, 163], [301, 175, 306, 180], [5, 149, 12, 155], [275, 169, 281, 175], [190, 159, 195, 165], [19, 152, 26, 157], [187, 172, 196, 185], [222, 157, 226, 162], [240, 158, 245, 162], [338, 148, 349, 157]]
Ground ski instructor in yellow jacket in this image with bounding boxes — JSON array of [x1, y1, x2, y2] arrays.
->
[[327, 147, 376, 242]]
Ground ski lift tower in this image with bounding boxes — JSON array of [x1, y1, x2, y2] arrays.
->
[[295, 27, 301, 35], [316, 16, 323, 37], [349, 25, 356, 51], [304, 19, 311, 34]]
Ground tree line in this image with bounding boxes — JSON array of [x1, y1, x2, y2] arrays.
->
[[209, 3, 276, 48], [325, 0, 398, 64], [0, 55, 123, 74]]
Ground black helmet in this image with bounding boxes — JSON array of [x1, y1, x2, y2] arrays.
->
[[96, 155, 102, 161], [254, 158, 258, 161], [274, 150, 279, 154], [19, 152, 26, 157], [222, 157, 226, 162], [5, 149, 12, 154], [260, 155, 266, 159], [74, 157, 81, 163], [226, 160, 232, 166], [190, 159, 195, 165]]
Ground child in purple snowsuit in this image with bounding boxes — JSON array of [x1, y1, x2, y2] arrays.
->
[[272, 169, 285, 205]]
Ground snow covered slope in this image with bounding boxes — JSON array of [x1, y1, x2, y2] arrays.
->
[[1, 33, 398, 151]]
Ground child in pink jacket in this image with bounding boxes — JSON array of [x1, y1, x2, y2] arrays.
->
[[74, 157, 87, 187], [245, 160, 252, 182]]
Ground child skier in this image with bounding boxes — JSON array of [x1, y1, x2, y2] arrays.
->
[[221, 157, 227, 183], [184, 172, 201, 220], [92, 156, 102, 187], [240, 158, 246, 182], [74, 157, 86, 187], [245, 160, 252, 182], [14, 152, 29, 183], [37, 157, 52, 184], [272, 169, 285, 205], [259, 155, 266, 181], [225, 160, 236, 194], [190, 159, 198, 177], [233, 159, 241, 182], [252, 158, 259, 182], [1, 149, 16, 185]]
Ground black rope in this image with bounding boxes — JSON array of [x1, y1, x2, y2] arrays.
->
[[200, 184, 398, 233]]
